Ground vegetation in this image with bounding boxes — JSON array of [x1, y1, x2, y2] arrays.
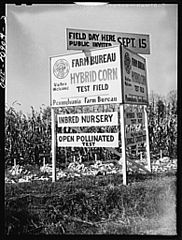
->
[[5, 172, 176, 235], [148, 90, 177, 158], [4, 90, 177, 235], [5, 90, 177, 167]]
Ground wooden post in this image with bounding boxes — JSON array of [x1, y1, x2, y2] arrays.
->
[[95, 154, 97, 162], [120, 104, 127, 185], [51, 108, 56, 182], [144, 106, 151, 172], [64, 127, 67, 167], [140, 152, 142, 161], [43, 157, 46, 168], [136, 144, 138, 156], [14, 158, 16, 167], [65, 148, 67, 166], [79, 155, 82, 163], [160, 149, 163, 159]]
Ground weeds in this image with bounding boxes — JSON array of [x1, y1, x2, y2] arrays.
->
[[5, 173, 176, 235]]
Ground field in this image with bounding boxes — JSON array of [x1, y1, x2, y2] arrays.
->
[[5, 91, 177, 235], [5, 170, 176, 235], [5, 92, 177, 168]]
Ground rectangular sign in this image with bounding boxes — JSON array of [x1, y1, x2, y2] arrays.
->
[[57, 133, 119, 147], [50, 46, 122, 107], [57, 112, 118, 127], [124, 105, 145, 125], [124, 105, 146, 147], [121, 47, 149, 105], [66, 28, 150, 54], [126, 134, 146, 147]]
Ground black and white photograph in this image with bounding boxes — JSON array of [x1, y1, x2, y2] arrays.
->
[[3, 2, 179, 236]]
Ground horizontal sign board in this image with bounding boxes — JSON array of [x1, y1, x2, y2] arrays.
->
[[121, 47, 148, 105], [66, 28, 150, 54], [57, 112, 118, 127], [50, 46, 122, 107], [126, 134, 146, 147], [124, 105, 145, 125], [57, 133, 119, 147]]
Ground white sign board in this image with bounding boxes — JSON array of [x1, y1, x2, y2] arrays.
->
[[124, 105, 146, 147], [50, 46, 122, 107], [121, 47, 148, 105], [57, 133, 119, 147], [57, 112, 118, 127], [66, 28, 150, 54]]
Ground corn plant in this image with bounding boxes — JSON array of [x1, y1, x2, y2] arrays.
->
[[5, 90, 177, 168]]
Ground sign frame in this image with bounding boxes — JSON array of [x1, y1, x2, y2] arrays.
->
[[124, 105, 146, 147], [66, 28, 150, 54], [57, 132, 119, 148], [57, 111, 118, 127], [50, 45, 123, 108], [50, 45, 149, 108], [121, 46, 149, 105]]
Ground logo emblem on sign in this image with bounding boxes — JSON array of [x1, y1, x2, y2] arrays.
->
[[124, 52, 131, 74], [53, 59, 70, 79]]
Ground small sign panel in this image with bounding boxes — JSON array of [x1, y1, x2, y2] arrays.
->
[[57, 133, 119, 147], [50, 46, 122, 107], [124, 105, 146, 147], [57, 112, 118, 127], [66, 28, 150, 54], [121, 47, 149, 105]]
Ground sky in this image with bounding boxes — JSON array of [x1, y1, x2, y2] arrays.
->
[[6, 3, 177, 114]]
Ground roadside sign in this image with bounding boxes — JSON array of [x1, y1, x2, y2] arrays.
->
[[124, 105, 145, 125], [121, 47, 148, 105], [124, 105, 146, 147], [51, 27, 151, 184], [66, 28, 150, 54], [50, 46, 122, 107], [57, 111, 118, 127], [57, 133, 119, 147], [50, 45, 149, 107]]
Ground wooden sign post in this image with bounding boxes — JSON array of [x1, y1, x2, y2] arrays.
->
[[120, 104, 127, 185], [51, 108, 56, 182], [144, 106, 151, 172]]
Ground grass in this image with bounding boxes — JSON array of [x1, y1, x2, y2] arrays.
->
[[5, 172, 176, 235]]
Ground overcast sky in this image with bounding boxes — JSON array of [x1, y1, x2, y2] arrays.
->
[[6, 4, 177, 114]]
